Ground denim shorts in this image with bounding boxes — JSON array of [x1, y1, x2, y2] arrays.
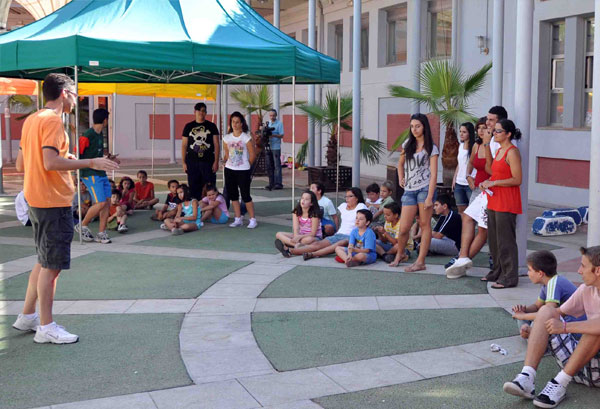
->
[[376, 239, 393, 252], [453, 183, 472, 206], [401, 185, 435, 206], [210, 212, 229, 224], [343, 248, 377, 265], [326, 233, 349, 245]]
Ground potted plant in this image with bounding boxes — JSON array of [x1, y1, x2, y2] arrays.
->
[[388, 60, 492, 186], [297, 91, 385, 191]]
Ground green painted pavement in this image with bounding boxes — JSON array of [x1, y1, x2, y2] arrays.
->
[[527, 239, 563, 251], [254, 199, 295, 217], [252, 309, 518, 371], [138, 221, 284, 254], [259, 266, 487, 298], [0, 314, 191, 409], [0, 244, 37, 264], [315, 357, 597, 409], [413, 250, 491, 267], [0, 213, 17, 223], [0, 252, 248, 300]]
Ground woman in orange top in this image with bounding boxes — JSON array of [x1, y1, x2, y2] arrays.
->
[[480, 119, 522, 289]]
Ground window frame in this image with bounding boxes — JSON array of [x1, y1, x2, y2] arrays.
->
[[383, 4, 408, 66], [549, 21, 565, 127], [426, 0, 452, 60]]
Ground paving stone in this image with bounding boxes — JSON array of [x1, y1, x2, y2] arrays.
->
[[191, 369, 276, 385], [317, 297, 379, 311], [150, 380, 260, 409], [254, 298, 318, 312], [391, 345, 492, 378], [182, 347, 273, 379], [51, 393, 157, 409], [59, 300, 136, 314], [318, 356, 423, 392], [0, 300, 15, 311], [263, 400, 325, 409], [376, 295, 439, 310], [434, 294, 498, 308], [126, 299, 195, 313], [238, 368, 345, 406], [181, 313, 251, 332], [217, 274, 279, 285], [180, 330, 258, 353], [202, 283, 268, 298], [190, 298, 257, 314], [457, 335, 527, 365]]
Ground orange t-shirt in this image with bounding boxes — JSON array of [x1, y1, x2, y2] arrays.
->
[[135, 181, 154, 200], [20, 109, 74, 208]]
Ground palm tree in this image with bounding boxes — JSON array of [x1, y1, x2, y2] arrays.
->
[[388, 60, 492, 185], [298, 91, 384, 167], [230, 85, 272, 130]]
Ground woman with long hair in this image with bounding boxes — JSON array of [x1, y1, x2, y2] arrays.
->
[[222, 111, 257, 228], [452, 121, 476, 214], [391, 113, 439, 272]]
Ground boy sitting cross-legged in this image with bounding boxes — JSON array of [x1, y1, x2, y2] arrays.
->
[[134, 170, 159, 210], [503, 246, 600, 408], [152, 179, 180, 221], [511, 250, 583, 340], [107, 189, 128, 233]]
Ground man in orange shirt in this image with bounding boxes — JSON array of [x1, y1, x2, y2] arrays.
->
[[12, 73, 118, 344]]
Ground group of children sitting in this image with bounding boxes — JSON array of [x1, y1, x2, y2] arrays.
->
[[273, 181, 462, 268]]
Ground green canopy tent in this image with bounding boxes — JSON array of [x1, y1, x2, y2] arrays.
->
[[0, 0, 341, 240]]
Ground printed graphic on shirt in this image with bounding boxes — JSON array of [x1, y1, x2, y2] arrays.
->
[[228, 140, 246, 167], [189, 125, 212, 158]]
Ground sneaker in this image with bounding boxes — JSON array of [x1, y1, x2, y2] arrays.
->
[[34, 323, 79, 344], [534, 379, 566, 408], [247, 218, 258, 229], [75, 224, 94, 242], [445, 257, 473, 279], [263, 185, 273, 191], [160, 223, 170, 231], [383, 254, 396, 263], [445, 257, 457, 269], [94, 231, 112, 244], [503, 372, 535, 400], [12, 313, 40, 332], [117, 224, 128, 233], [229, 217, 243, 227], [273, 185, 284, 190], [171, 228, 184, 236]]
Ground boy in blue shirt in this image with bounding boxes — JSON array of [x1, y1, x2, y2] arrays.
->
[[511, 250, 583, 340], [335, 209, 377, 267]]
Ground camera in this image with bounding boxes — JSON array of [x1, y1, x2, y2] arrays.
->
[[260, 125, 275, 149]]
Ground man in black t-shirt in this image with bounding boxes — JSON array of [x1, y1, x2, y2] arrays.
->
[[181, 102, 220, 199], [429, 195, 462, 256]]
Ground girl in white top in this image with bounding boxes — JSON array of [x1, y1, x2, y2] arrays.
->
[[222, 111, 257, 229], [452, 122, 476, 214]]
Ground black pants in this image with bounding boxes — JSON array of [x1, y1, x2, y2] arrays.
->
[[224, 167, 252, 203], [186, 160, 216, 200], [485, 209, 518, 287]]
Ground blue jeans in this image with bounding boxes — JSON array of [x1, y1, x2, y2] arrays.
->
[[453, 183, 472, 207], [401, 185, 436, 206], [265, 149, 282, 187]]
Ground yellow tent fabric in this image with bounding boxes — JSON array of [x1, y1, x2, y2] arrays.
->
[[77, 83, 217, 100]]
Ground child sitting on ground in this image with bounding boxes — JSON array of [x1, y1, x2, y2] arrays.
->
[[200, 184, 229, 224], [161, 184, 201, 235], [134, 170, 159, 210], [119, 176, 136, 215], [374, 202, 407, 263], [371, 181, 395, 227], [153, 179, 180, 221], [335, 209, 377, 267], [511, 250, 583, 340], [429, 194, 462, 257], [365, 183, 382, 216], [109, 179, 117, 191], [274, 190, 322, 257], [310, 182, 338, 237], [72, 179, 92, 220], [107, 189, 128, 233]]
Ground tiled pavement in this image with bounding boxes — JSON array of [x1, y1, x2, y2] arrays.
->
[[0, 164, 591, 409]]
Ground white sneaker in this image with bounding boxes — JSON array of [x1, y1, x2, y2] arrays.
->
[[534, 380, 567, 408], [33, 323, 79, 344], [75, 224, 94, 242], [94, 231, 112, 244], [504, 372, 535, 399], [247, 218, 258, 229], [117, 224, 128, 233], [229, 217, 243, 227], [445, 257, 473, 279], [160, 223, 170, 231], [12, 313, 40, 332]]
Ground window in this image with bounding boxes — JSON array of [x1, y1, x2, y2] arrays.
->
[[328, 21, 343, 70], [550, 21, 565, 126], [584, 18, 594, 127], [385, 4, 408, 65], [301, 28, 317, 47], [350, 14, 369, 69], [427, 0, 452, 59]]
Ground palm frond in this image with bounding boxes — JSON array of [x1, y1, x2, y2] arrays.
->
[[388, 85, 432, 105], [230, 87, 254, 111], [360, 138, 385, 166], [463, 62, 492, 98], [389, 128, 410, 153], [296, 141, 309, 165]]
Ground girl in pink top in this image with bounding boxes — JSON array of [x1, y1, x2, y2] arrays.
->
[[199, 184, 229, 224], [274, 190, 322, 257]]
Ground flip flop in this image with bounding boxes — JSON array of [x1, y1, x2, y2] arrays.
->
[[274, 239, 291, 258], [480, 277, 489, 282], [303, 252, 315, 261], [404, 263, 426, 272], [491, 283, 515, 289]]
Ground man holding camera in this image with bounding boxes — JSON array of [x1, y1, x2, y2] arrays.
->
[[263, 109, 284, 190]]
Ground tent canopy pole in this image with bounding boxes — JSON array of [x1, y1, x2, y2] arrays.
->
[[291, 76, 296, 209], [151, 95, 155, 177], [75, 66, 82, 244], [336, 84, 340, 208]]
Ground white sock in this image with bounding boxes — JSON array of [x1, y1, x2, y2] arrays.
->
[[23, 312, 38, 319], [40, 322, 56, 331], [457, 257, 470, 262], [554, 370, 572, 387], [521, 366, 536, 379]]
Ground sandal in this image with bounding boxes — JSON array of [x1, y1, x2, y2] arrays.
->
[[274, 239, 291, 258], [404, 263, 426, 272], [480, 277, 489, 282], [303, 252, 316, 261], [491, 283, 514, 289]]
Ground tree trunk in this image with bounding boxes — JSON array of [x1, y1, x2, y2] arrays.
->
[[441, 123, 459, 186], [326, 125, 338, 168]]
